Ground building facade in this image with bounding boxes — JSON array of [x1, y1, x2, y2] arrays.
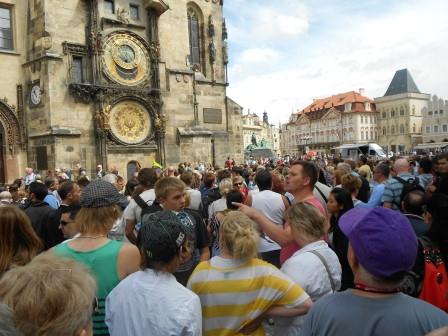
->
[[375, 69, 429, 154], [0, 0, 241, 184], [421, 95, 448, 143], [281, 90, 378, 155]]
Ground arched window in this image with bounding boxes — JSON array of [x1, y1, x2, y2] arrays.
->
[[391, 109, 395, 117], [400, 124, 404, 134], [391, 126, 395, 134], [361, 131, 364, 140], [412, 123, 416, 133], [188, 6, 203, 71], [382, 127, 386, 135], [400, 107, 404, 116]]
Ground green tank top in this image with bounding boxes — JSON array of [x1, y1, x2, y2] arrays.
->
[[54, 239, 123, 335]]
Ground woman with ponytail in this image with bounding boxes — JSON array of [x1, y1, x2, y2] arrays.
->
[[187, 211, 312, 335]]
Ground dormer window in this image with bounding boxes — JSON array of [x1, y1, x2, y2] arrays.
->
[[365, 102, 371, 111], [345, 103, 352, 112]]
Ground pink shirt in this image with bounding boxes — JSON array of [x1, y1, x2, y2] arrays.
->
[[280, 196, 327, 265]]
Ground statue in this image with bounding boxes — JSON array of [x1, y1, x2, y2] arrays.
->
[[154, 113, 167, 131], [117, 8, 130, 24], [222, 41, 228, 65], [222, 19, 228, 40], [208, 15, 215, 37], [251, 132, 258, 147], [208, 40, 216, 63], [260, 138, 267, 147], [102, 105, 112, 130]]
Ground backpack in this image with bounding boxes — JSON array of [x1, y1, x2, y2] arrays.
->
[[401, 237, 448, 312], [393, 176, 425, 206]]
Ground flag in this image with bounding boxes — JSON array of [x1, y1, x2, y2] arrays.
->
[[152, 161, 163, 169]]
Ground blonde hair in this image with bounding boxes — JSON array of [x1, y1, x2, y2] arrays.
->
[[219, 178, 232, 197], [221, 212, 258, 259], [0, 206, 42, 273], [154, 177, 186, 200], [0, 253, 96, 336], [285, 202, 327, 240], [341, 173, 361, 195], [76, 205, 121, 234]]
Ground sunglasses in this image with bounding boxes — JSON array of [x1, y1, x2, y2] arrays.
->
[[60, 220, 71, 226]]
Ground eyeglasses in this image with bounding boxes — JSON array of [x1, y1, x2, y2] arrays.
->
[[60, 220, 70, 226], [234, 182, 243, 186]]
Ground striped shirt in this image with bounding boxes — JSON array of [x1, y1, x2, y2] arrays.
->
[[187, 257, 309, 336], [382, 173, 423, 210]]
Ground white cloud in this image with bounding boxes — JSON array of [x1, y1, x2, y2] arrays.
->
[[226, 0, 448, 125], [239, 48, 280, 63]]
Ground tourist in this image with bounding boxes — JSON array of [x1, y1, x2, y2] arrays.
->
[[275, 202, 341, 335], [0, 253, 96, 336], [362, 162, 389, 208], [383, 158, 423, 210], [341, 173, 365, 207], [0, 205, 42, 276], [188, 212, 312, 335], [207, 177, 232, 219], [301, 207, 448, 336], [106, 211, 202, 336], [53, 179, 141, 335], [327, 187, 355, 290], [245, 169, 289, 268], [124, 168, 159, 244]]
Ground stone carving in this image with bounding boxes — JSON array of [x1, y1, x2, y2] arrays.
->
[[208, 15, 215, 37], [103, 104, 112, 129], [0, 97, 22, 155], [222, 19, 228, 40], [208, 40, 216, 63], [149, 42, 160, 61], [117, 8, 130, 24], [222, 41, 228, 64]]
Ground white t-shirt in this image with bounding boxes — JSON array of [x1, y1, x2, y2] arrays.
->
[[275, 240, 342, 336], [252, 190, 286, 253], [208, 197, 227, 219], [106, 269, 202, 336], [123, 189, 156, 223]]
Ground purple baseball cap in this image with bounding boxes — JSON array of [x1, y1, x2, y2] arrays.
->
[[339, 207, 418, 279]]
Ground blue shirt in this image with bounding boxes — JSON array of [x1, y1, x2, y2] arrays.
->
[[361, 183, 385, 208], [44, 193, 59, 209], [382, 173, 422, 210]]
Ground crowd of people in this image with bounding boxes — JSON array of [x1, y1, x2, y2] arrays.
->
[[1, 153, 448, 335]]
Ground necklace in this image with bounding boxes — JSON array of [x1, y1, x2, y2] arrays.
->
[[354, 283, 401, 294], [77, 235, 107, 239]]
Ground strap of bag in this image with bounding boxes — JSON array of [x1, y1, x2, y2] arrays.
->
[[134, 195, 150, 209], [309, 250, 336, 292], [314, 185, 328, 204]]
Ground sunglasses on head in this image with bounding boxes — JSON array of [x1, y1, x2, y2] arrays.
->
[[92, 297, 99, 314]]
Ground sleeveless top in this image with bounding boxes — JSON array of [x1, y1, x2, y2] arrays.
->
[[252, 190, 286, 253], [54, 239, 123, 335]]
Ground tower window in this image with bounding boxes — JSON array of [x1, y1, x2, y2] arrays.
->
[[130, 4, 139, 20], [104, 0, 114, 14]]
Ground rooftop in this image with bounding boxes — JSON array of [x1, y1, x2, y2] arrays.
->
[[384, 69, 421, 97]]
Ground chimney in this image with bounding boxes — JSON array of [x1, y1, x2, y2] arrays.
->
[[359, 88, 365, 96]]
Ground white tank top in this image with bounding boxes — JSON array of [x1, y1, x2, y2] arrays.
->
[[252, 190, 286, 252]]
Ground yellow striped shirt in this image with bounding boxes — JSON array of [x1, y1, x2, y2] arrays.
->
[[187, 257, 309, 336]]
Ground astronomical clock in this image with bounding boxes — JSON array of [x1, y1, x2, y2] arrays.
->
[[101, 32, 151, 87], [108, 101, 152, 145]]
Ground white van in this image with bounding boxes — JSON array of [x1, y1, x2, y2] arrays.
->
[[333, 143, 387, 160]]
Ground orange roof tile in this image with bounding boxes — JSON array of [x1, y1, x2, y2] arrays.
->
[[299, 91, 375, 114]]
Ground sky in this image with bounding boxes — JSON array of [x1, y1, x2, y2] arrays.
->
[[223, 0, 448, 125]]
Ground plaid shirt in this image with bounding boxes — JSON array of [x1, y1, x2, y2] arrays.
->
[[382, 173, 419, 210]]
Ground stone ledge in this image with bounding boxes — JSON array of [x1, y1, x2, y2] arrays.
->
[[29, 126, 82, 138]]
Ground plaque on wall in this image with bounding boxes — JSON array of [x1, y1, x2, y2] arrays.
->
[[203, 108, 222, 124], [109, 101, 151, 144], [102, 33, 150, 86]]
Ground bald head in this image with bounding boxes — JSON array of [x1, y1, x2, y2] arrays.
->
[[394, 159, 410, 174]]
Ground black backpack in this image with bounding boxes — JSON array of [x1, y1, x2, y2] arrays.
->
[[393, 176, 425, 206]]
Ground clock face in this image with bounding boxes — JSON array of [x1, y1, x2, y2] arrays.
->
[[109, 101, 151, 144], [102, 33, 150, 86], [30, 85, 41, 105]]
